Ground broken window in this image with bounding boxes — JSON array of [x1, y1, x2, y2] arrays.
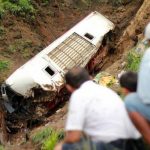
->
[[45, 66, 55, 76], [84, 33, 94, 40]]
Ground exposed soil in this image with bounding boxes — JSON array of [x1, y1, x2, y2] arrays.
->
[[1, 0, 150, 149]]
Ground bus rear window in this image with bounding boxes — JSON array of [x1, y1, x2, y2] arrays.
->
[[84, 33, 94, 40], [45, 66, 55, 76]]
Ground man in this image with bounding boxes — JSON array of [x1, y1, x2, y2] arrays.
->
[[119, 71, 137, 95], [124, 22, 150, 144], [55, 67, 141, 150]]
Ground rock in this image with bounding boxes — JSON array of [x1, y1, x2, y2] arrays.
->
[[121, 62, 126, 67], [56, 109, 61, 113]]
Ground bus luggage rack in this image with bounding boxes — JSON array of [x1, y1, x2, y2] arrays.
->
[[48, 33, 97, 72]]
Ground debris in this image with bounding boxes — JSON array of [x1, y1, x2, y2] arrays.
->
[[94, 72, 118, 87]]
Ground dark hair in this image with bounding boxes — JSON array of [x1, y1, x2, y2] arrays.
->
[[65, 67, 90, 88], [119, 71, 137, 92]]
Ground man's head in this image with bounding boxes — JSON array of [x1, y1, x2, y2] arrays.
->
[[65, 67, 90, 93], [119, 71, 137, 95], [144, 22, 150, 45]]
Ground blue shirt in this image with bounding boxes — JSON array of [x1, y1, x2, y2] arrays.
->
[[138, 48, 150, 104]]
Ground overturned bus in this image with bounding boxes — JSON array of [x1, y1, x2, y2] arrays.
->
[[1, 11, 115, 114]]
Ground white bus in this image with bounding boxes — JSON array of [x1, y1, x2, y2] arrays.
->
[[1, 11, 114, 113]]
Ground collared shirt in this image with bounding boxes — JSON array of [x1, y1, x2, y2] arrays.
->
[[66, 81, 140, 143], [138, 48, 150, 104]]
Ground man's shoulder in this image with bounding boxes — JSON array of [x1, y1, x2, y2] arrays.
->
[[70, 88, 86, 102], [71, 81, 121, 101], [125, 93, 140, 101]]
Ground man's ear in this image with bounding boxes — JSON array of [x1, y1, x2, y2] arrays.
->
[[66, 84, 75, 93], [121, 87, 130, 96]]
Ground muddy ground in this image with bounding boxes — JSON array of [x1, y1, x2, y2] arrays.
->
[[1, 0, 150, 149]]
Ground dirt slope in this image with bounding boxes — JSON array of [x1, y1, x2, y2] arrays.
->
[[117, 0, 150, 53]]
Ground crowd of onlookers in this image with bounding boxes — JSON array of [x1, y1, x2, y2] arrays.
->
[[54, 22, 150, 150]]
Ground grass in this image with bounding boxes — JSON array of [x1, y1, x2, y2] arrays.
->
[[42, 0, 50, 5], [0, 145, 4, 150], [0, 0, 35, 19], [41, 131, 59, 150], [32, 127, 64, 150], [0, 60, 9, 72], [126, 50, 142, 72], [32, 128, 53, 144], [7, 39, 32, 58]]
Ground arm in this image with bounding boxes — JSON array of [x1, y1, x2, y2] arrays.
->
[[55, 92, 86, 150], [64, 130, 82, 143], [129, 111, 150, 144], [54, 131, 82, 150]]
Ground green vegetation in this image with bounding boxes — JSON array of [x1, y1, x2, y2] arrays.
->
[[111, 0, 128, 6], [0, 0, 35, 18], [0, 26, 5, 36], [0, 60, 9, 72], [32, 127, 64, 150], [0, 2, 5, 18], [0, 145, 4, 150], [126, 50, 142, 71], [7, 39, 32, 58], [32, 128, 52, 143], [42, 0, 50, 5], [82, 0, 130, 6]]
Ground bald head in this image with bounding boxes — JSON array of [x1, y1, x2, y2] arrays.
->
[[65, 67, 90, 89]]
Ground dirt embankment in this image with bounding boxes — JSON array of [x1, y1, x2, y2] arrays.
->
[[117, 0, 150, 53], [103, 0, 150, 74]]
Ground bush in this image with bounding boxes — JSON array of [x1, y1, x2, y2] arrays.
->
[[41, 131, 59, 150], [32, 128, 53, 144], [32, 127, 64, 150], [0, 0, 35, 18], [0, 6, 5, 19], [0, 61, 9, 72], [126, 50, 142, 71]]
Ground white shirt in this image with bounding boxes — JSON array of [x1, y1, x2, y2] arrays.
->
[[66, 81, 141, 143]]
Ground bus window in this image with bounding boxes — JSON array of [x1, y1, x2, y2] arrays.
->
[[45, 66, 55, 76]]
